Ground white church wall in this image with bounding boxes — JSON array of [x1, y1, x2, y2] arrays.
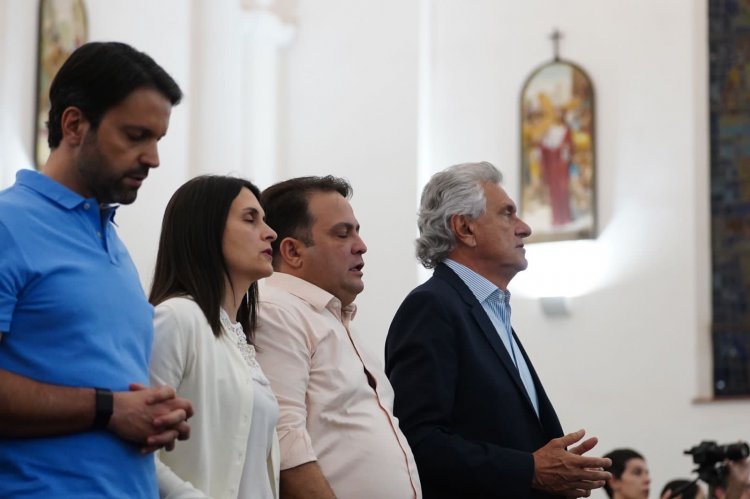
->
[[0, 0, 746, 495], [0, 0, 38, 184], [279, 0, 421, 358], [426, 0, 745, 496]]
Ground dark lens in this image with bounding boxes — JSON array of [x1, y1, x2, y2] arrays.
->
[[723, 442, 750, 461]]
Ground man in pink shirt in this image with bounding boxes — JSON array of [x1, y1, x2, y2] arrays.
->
[[255, 176, 422, 499]]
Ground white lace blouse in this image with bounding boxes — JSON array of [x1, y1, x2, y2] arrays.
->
[[150, 297, 280, 499], [220, 309, 279, 499]]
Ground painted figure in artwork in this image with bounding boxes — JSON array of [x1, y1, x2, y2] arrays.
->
[[538, 109, 573, 227]]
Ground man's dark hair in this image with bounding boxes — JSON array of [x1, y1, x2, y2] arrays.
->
[[660, 479, 702, 499], [260, 176, 352, 267], [47, 41, 182, 149], [603, 448, 645, 498], [150, 175, 261, 342]]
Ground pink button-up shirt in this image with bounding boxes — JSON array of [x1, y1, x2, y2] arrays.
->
[[255, 273, 421, 499]]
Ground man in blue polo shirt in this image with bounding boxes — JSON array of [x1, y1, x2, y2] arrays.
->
[[0, 42, 193, 497]]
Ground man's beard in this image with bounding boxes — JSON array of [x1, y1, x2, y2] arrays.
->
[[76, 134, 143, 205]]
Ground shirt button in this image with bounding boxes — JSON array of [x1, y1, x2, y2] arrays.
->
[[96, 231, 102, 238], [83, 203, 90, 210]]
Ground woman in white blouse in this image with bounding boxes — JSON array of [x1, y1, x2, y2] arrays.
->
[[149, 175, 279, 498]]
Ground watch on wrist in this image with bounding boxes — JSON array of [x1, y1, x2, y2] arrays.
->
[[93, 387, 113, 429]]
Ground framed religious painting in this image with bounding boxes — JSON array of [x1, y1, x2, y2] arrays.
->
[[34, 0, 88, 168], [520, 50, 596, 243]]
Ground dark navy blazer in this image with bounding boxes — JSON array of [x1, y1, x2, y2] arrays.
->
[[385, 263, 564, 499]]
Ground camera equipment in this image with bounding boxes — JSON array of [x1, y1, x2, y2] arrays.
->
[[684, 441, 750, 487]]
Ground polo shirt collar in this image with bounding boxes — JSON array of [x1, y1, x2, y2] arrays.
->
[[264, 272, 358, 321], [16, 169, 100, 211]]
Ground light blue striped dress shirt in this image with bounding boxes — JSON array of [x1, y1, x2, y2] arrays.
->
[[444, 259, 540, 417]]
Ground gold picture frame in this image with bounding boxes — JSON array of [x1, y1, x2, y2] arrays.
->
[[520, 59, 596, 243]]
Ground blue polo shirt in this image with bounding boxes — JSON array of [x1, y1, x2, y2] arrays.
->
[[0, 170, 157, 497]]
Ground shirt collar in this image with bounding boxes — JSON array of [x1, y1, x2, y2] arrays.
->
[[16, 169, 116, 214], [263, 272, 358, 321], [444, 258, 510, 305]]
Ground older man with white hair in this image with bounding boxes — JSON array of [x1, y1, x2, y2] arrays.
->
[[386, 161, 611, 499]]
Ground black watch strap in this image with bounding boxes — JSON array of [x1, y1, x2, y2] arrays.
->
[[93, 387, 113, 429]]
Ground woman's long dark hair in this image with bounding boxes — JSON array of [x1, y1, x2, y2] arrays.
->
[[150, 175, 262, 342]]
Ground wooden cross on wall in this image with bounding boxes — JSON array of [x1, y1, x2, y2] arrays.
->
[[550, 28, 563, 61]]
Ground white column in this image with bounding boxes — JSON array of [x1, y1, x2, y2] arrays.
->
[[188, 0, 293, 186], [0, 0, 36, 186], [0, 0, 7, 185], [239, 2, 294, 188], [187, 0, 246, 177]]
